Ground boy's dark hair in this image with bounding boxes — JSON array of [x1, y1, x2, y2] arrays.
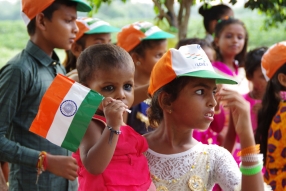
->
[[199, 3, 232, 34], [255, 63, 286, 164], [176, 38, 213, 50], [130, 39, 166, 57], [77, 44, 134, 85], [63, 35, 88, 72], [244, 47, 268, 79], [213, 18, 248, 67], [147, 77, 192, 127], [27, 0, 78, 35]]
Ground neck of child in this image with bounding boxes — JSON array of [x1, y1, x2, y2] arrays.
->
[[222, 56, 236, 71], [134, 70, 150, 87], [250, 90, 263, 100], [149, 121, 198, 154], [30, 35, 53, 57]]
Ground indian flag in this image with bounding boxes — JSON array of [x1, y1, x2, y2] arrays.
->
[[30, 74, 103, 152]]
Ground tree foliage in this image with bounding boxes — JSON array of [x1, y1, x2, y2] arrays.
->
[[86, 0, 286, 39], [244, 0, 286, 29]]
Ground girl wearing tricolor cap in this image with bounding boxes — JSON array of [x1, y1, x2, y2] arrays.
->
[[117, 21, 174, 135], [63, 17, 120, 81], [255, 41, 286, 191], [144, 44, 271, 190]]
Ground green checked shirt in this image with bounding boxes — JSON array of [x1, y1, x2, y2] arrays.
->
[[0, 40, 77, 191]]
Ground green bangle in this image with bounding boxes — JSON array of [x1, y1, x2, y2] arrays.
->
[[239, 162, 263, 176]]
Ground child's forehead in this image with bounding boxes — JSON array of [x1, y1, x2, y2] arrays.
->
[[53, 4, 78, 18], [95, 61, 134, 72]]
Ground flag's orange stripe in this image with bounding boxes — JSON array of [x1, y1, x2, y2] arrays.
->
[[30, 74, 74, 138]]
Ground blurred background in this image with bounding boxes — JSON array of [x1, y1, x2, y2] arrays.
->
[[0, 0, 285, 67]]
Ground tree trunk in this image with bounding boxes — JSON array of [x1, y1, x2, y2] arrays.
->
[[178, 0, 193, 40]]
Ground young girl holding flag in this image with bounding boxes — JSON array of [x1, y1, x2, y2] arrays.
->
[[72, 44, 155, 191]]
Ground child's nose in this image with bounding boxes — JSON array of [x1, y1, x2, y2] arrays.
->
[[209, 94, 217, 108], [73, 21, 79, 34], [115, 89, 126, 100]]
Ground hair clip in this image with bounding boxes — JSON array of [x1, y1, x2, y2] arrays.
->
[[280, 91, 286, 101], [217, 16, 232, 23]]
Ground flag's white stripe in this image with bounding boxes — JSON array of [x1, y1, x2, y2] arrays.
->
[[46, 82, 90, 146]]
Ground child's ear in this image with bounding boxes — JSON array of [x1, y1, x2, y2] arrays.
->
[[35, 13, 46, 31], [278, 73, 286, 88], [209, 20, 217, 34], [71, 43, 84, 58], [158, 92, 172, 112], [130, 52, 141, 65], [214, 37, 219, 48]]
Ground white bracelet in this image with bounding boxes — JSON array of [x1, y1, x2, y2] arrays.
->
[[240, 154, 263, 163], [239, 161, 263, 169]]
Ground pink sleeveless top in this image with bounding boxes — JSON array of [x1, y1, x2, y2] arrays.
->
[[72, 115, 152, 191]]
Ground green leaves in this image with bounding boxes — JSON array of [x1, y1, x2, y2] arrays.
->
[[243, 0, 286, 29]]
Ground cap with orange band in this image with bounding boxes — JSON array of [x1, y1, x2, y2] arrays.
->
[[75, 17, 120, 42], [117, 21, 174, 52], [148, 44, 237, 96], [261, 41, 286, 81], [21, 0, 92, 25]]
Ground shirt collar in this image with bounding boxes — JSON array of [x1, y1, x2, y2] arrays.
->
[[25, 40, 60, 67]]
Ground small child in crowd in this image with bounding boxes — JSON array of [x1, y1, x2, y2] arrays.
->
[[144, 44, 270, 190], [72, 44, 155, 191], [224, 47, 268, 164], [212, 17, 249, 146], [176, 38, 221, 146], [63, 17, 120, 81], [117, 21, 174, 135], [199, 3, 234, 44], [255, 41, 286, 191]]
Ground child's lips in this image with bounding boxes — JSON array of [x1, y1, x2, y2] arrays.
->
[[204, 110, 214, 121], [70, 38, 75, 43]]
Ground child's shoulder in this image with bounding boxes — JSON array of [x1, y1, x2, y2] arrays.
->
[[204, 144, 234, 159]]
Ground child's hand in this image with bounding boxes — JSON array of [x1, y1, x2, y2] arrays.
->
[[216, 88, 252, 137], [102, 97, 128, 129], [46, 154, 78, 180]]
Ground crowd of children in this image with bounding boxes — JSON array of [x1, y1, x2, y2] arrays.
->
[[0, 0, 285, 191]]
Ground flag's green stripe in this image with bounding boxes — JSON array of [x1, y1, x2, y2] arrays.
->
[[61, 90, 103, 152]]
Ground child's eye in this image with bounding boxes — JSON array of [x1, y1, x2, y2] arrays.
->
[[237, 35, 244, 40], [195, 90, 204, 95], [124, 84, 133, 91], [103, 86, 114, 91], [155, 53, 163, 59]]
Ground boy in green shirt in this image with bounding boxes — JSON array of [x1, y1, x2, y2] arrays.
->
[[0, 0, 91, 190]]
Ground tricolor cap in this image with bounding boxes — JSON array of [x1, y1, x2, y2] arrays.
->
[[261, 41, 286, 81], [75, 17, 120, 42], [117, 21, 175, 52], [21, 0, 92, 25], [148, 44, 237, 96]]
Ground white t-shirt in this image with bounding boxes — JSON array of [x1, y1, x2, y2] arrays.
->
[[145, 142, 241, 191]]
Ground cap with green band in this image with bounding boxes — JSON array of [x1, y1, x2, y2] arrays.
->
[[117, 21, 175, 52], [75, 17, 120, 41], [21, 0, 92, 25], [148, 44, 237, 96]]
